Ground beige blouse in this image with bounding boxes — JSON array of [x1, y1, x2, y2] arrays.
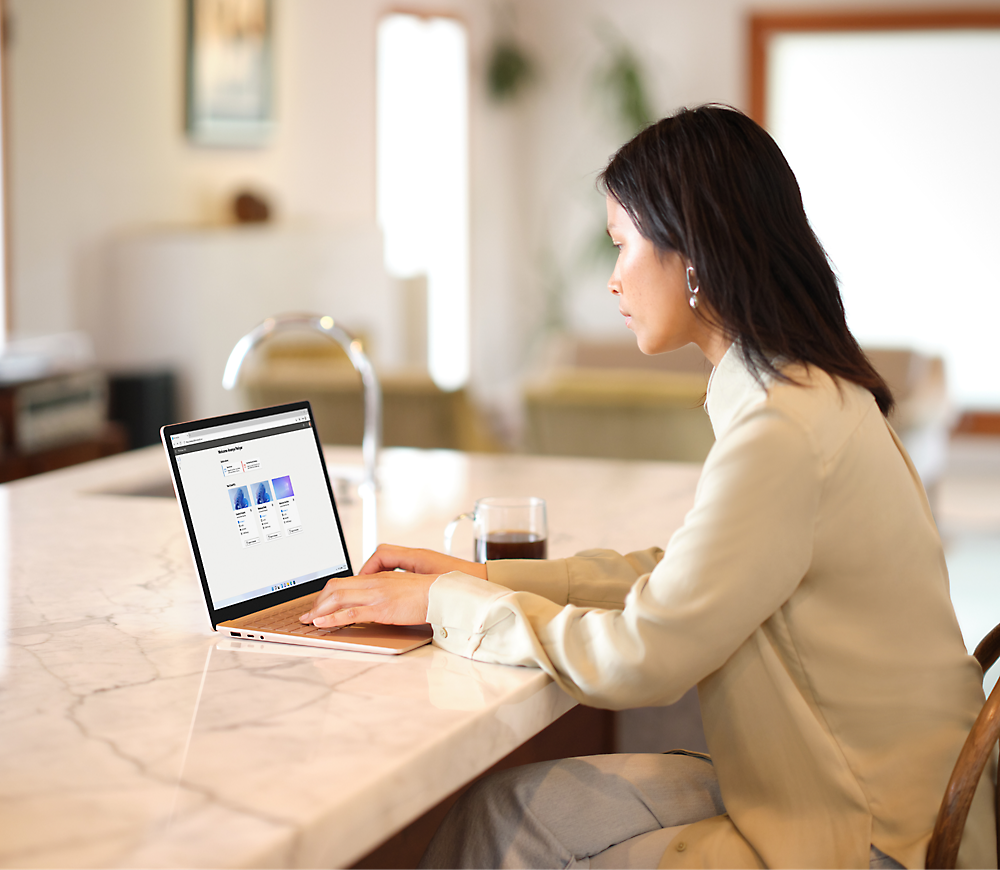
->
[[426, 346, 995, 869]]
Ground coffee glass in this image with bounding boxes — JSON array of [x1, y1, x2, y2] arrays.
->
[[444, 496, 548, 562]]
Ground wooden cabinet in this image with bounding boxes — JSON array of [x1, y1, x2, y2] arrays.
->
[[0, 422, 127, 483]]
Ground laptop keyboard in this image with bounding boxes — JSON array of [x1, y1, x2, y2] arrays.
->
[[226, 596, 341, 637]]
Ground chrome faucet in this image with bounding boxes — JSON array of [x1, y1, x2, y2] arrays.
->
[[222, 313, 382, 559]]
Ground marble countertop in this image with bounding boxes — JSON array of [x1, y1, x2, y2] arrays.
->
[[0, 446, 701, 868]]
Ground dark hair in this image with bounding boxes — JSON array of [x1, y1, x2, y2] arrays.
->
[[599, 104, 894, 416]]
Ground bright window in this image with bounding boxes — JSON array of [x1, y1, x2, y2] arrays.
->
[[377, 13, 469, 390], [768, 29, 1000, 409]]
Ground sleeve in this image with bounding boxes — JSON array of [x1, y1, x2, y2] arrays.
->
[[483, 547, 664, 607], [426, 406, 822, 710]]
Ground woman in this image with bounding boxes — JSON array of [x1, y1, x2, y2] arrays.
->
[[301, 106, 994, 869]]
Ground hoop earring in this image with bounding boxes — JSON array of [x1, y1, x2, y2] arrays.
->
[[686, 265, 700, 309]]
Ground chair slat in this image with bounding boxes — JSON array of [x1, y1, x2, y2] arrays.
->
[[926, 665, 1000, 868], [975, 624, 1000, 674]]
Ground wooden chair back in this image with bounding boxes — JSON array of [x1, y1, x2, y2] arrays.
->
[[925, 623, 1000, 868]]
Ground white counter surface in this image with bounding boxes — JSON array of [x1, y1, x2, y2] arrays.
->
[[0, 446, 700, 868]]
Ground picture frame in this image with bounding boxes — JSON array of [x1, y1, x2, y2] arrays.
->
[[185, 0, 274, 147]]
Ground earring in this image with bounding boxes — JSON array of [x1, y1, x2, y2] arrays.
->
[[686, 265, 700, 309]]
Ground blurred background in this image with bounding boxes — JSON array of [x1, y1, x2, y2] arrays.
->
[[0, 0, 998, 476]]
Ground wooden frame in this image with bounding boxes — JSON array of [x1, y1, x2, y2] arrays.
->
[[185, 0, 274, 147], [926, 627, 1000, 868], [749, 9, 1000, 125]]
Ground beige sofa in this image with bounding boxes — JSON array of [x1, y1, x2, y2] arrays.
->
[[524, 339, 715, 463], [523, 338, 952, 489]]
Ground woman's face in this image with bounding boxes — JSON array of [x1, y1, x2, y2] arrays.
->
[[606, 195, 723, 360]]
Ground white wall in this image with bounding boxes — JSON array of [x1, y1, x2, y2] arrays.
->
[[8, 1, 378, 333], [8, 0, 1000, 420], [509, 0, 747, 351], [104, 223, 397, 420]]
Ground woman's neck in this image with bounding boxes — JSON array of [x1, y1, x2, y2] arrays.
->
[[698, 334, 732, 368]]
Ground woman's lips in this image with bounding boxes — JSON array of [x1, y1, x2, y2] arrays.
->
[[620, 309, 632, 328]]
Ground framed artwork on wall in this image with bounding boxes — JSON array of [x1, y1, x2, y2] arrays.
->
[[185, 0, 273, 147]]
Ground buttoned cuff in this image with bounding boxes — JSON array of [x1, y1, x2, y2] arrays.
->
[[427, 571, 514, 656]]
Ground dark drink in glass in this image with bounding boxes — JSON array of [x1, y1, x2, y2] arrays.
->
[[475, 531, 547, 561], [445, 496, 548, 563]]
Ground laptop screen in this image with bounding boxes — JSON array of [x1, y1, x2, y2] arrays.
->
[[164, 403, 351, 621]]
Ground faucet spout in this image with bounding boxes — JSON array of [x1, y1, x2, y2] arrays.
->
[[222, 313, 382, 559]]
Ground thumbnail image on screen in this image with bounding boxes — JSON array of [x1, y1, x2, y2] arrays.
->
[[251, 480, 274, 505], [272, 475, 295, 499], [229, 486, 251, 511]]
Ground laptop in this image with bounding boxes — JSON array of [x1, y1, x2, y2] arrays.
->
[[161, 401, 433, 655]]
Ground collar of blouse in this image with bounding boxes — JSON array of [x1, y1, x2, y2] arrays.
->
[[704, 344, 769, 440]]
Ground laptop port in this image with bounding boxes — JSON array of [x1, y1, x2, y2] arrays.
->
[[231, 631, 241, 637]]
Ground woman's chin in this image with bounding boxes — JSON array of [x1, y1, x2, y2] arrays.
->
[[636, 336, 682, 356]]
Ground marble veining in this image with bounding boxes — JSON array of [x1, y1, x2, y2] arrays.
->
[[0, 446, 701, 868]]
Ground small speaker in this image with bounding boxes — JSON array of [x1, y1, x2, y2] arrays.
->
[[108, 370, 177, 449]]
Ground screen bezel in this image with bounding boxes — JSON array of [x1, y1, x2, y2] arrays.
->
[[161, 401, 354, 629]]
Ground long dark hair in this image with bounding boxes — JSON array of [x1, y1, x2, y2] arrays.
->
[[599, 104, 894, 416]]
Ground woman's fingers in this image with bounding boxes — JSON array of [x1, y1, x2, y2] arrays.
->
[[358, 544, 415, 574], [359, 544, 487, 580], [303, 545, 488, 628], [307, 575, 384, 618], [301, 572, 436, 626], [313, 606, 379, 628], [310, 588, 384, 627]]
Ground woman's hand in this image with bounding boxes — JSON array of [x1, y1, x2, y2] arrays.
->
[[357, 543, 487, 580], [299, 544, 486, 628], [300, 571, 437, 628]]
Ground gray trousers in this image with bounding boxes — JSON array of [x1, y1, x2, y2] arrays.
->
[[419, 753, 906, 869]]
